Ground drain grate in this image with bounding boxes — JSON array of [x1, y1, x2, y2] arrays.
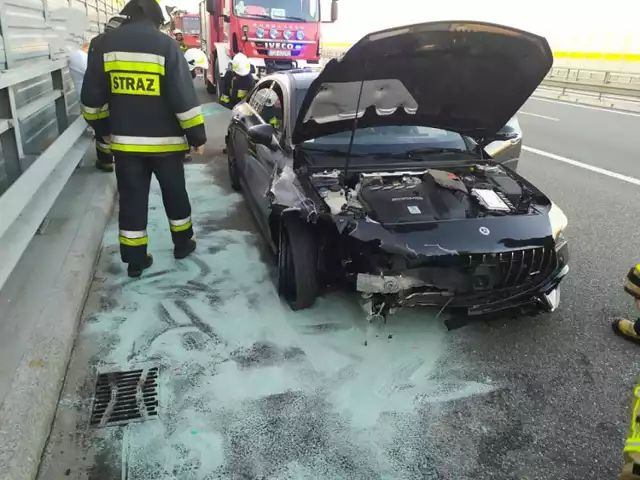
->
[[90, 366, 159, 427]]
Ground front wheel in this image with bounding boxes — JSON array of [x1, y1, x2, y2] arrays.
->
[[277, 216, 319, 311]]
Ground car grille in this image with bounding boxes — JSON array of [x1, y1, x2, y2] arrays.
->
[[468, 246, 557, 292]]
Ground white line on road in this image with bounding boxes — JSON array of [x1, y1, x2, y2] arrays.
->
[[523, 146, 640, 186], [519, 111, 559, 121], [530, 96, 640, 118]]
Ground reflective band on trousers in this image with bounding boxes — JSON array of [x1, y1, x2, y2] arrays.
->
[[110, 135, 189, 153], [96, 141, 111, 154], [104, 51, 166, 75], [169, 216, 192, 232], [176, 106, 204, 130], [81, 103, 109, 120], [119, 229, 148, 247]]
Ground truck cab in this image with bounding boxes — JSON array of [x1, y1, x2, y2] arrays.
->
[[200, 0, 338, 96]]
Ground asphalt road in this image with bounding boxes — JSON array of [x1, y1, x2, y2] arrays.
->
[[37, 91, 640, 480]]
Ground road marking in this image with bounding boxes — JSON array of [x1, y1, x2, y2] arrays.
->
[[519, 111, 559, 121], [523, 146, 640, 186], [530, 96, 640, 118]]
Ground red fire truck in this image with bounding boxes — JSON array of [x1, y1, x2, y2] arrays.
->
[[172, 12, 202, 49], [199, 0, 338, 95]]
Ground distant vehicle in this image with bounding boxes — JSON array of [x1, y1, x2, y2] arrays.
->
[[224, 21, 569, 324], [198, 0, 338, 97], [171, 12, 201, 49]]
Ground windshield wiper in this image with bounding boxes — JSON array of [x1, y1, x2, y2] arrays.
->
[[277, 16, 309, 22], [382, 147, 470, 159], [241, 13, 272, 19], [300, 146, 369, 157]]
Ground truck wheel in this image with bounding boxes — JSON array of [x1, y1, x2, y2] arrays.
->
[[226, 141, 241, 191], [214, 58, 222, 99], [277, 216, 319, 311], [205, 70, 215, 94]]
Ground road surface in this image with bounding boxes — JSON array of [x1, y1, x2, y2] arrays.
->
[[37, 92, 640, 480]]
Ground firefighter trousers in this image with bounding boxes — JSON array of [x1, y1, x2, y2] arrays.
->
[[95, 135, 113, 165], [114, 154, 193, 265]]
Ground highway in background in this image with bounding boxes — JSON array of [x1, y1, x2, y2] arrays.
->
[[38, 92, 640, 480]]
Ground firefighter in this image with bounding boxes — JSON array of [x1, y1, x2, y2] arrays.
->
[[218, 53, 254, 107], [620, 376, 640, 479], [173, 29, 188, 53], [81, 0, 206, 277], [612, 265, 640, 343]]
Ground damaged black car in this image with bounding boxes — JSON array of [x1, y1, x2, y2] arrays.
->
[[224, 20, 570, 322]]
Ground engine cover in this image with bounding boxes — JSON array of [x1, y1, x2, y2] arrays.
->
[[359, 179, 469, 224]]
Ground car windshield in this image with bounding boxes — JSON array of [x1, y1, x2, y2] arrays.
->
[[294, 88, 469, 157], [233, 0, 318, 22], [181, 16, 200, 35]]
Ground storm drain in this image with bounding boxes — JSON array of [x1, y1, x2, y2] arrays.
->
[[90, 366, 159, 427]]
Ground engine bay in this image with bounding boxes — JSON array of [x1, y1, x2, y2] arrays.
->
[[308, 164, 542, 223]]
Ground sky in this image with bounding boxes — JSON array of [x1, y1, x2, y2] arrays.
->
[[169, 0, 640, 52]]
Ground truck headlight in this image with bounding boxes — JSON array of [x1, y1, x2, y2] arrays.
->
[[548, 202, 568, 250]]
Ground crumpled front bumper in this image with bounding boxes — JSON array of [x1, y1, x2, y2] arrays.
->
[[356, 263, 569, 317]]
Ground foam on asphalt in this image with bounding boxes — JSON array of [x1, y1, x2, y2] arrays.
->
[[38, 160, 496, 480]]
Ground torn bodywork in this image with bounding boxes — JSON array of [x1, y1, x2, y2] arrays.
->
[[267, 160, 569, 321]]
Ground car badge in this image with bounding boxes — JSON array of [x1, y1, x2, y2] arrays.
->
[[479, 226, 490, 236]]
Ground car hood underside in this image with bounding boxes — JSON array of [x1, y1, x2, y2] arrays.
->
[[292, 20, 553, 144]]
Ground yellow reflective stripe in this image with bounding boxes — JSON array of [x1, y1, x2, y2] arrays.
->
[[237, 89, 247, 98], [105, 61, 165, 75], [103, 52, 166, 75], [169, 217, 193, 232], [219, 95, 230, 103], [83, 110, 109, 120], [111, 143, 189, 153], [81, 103, 109, 120], [176, 107, 204, 129], [119, 236, 148, 246], [82, 103, 109, 114], [96, 142, 111, 154], [179, 114, 204, 129]]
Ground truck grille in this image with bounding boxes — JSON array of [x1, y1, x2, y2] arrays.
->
[[469, 246, 557, 291]]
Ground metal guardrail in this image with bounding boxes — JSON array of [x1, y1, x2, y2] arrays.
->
[[0, 60, 93, 292], [544, 67, 640, 98], [320, 46, 640, 99]]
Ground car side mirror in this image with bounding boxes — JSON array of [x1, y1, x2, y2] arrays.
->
[[248, 124, 276, 148]]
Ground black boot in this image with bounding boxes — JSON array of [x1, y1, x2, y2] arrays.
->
[[174, 239, 196, 260], [127, 254, 153, 278], [95, 160, 114, 172]]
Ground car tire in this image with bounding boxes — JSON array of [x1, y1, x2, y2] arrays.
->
[[277, 216, 319, 311], [227, 142, 241, 191]]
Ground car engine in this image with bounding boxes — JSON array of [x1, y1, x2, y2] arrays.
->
[[309, 164, 537, 223]]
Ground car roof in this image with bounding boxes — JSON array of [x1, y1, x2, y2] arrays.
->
[[270, 70, 319, 91]]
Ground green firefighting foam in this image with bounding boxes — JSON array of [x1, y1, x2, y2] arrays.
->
[[79, 164, 494, 478]]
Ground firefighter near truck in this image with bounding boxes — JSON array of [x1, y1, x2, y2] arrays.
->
[[171, 11, 202, 49], [199, 0, 338, 97]]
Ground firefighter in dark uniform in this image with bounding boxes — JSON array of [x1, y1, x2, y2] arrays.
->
[[219, 53, 255, 108], [81, 0, 206, 277]]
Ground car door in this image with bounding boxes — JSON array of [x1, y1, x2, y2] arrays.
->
[[247, 81, 285, 223], [233, 81, 280, 229]]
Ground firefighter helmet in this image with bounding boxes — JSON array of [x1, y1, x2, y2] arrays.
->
[[232, 53, 251, 77]]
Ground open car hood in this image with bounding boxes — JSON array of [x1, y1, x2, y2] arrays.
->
[[291, 21, 552, 145]]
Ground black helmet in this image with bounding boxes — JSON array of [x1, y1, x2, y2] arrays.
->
[[120, 0, 165, 27]]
